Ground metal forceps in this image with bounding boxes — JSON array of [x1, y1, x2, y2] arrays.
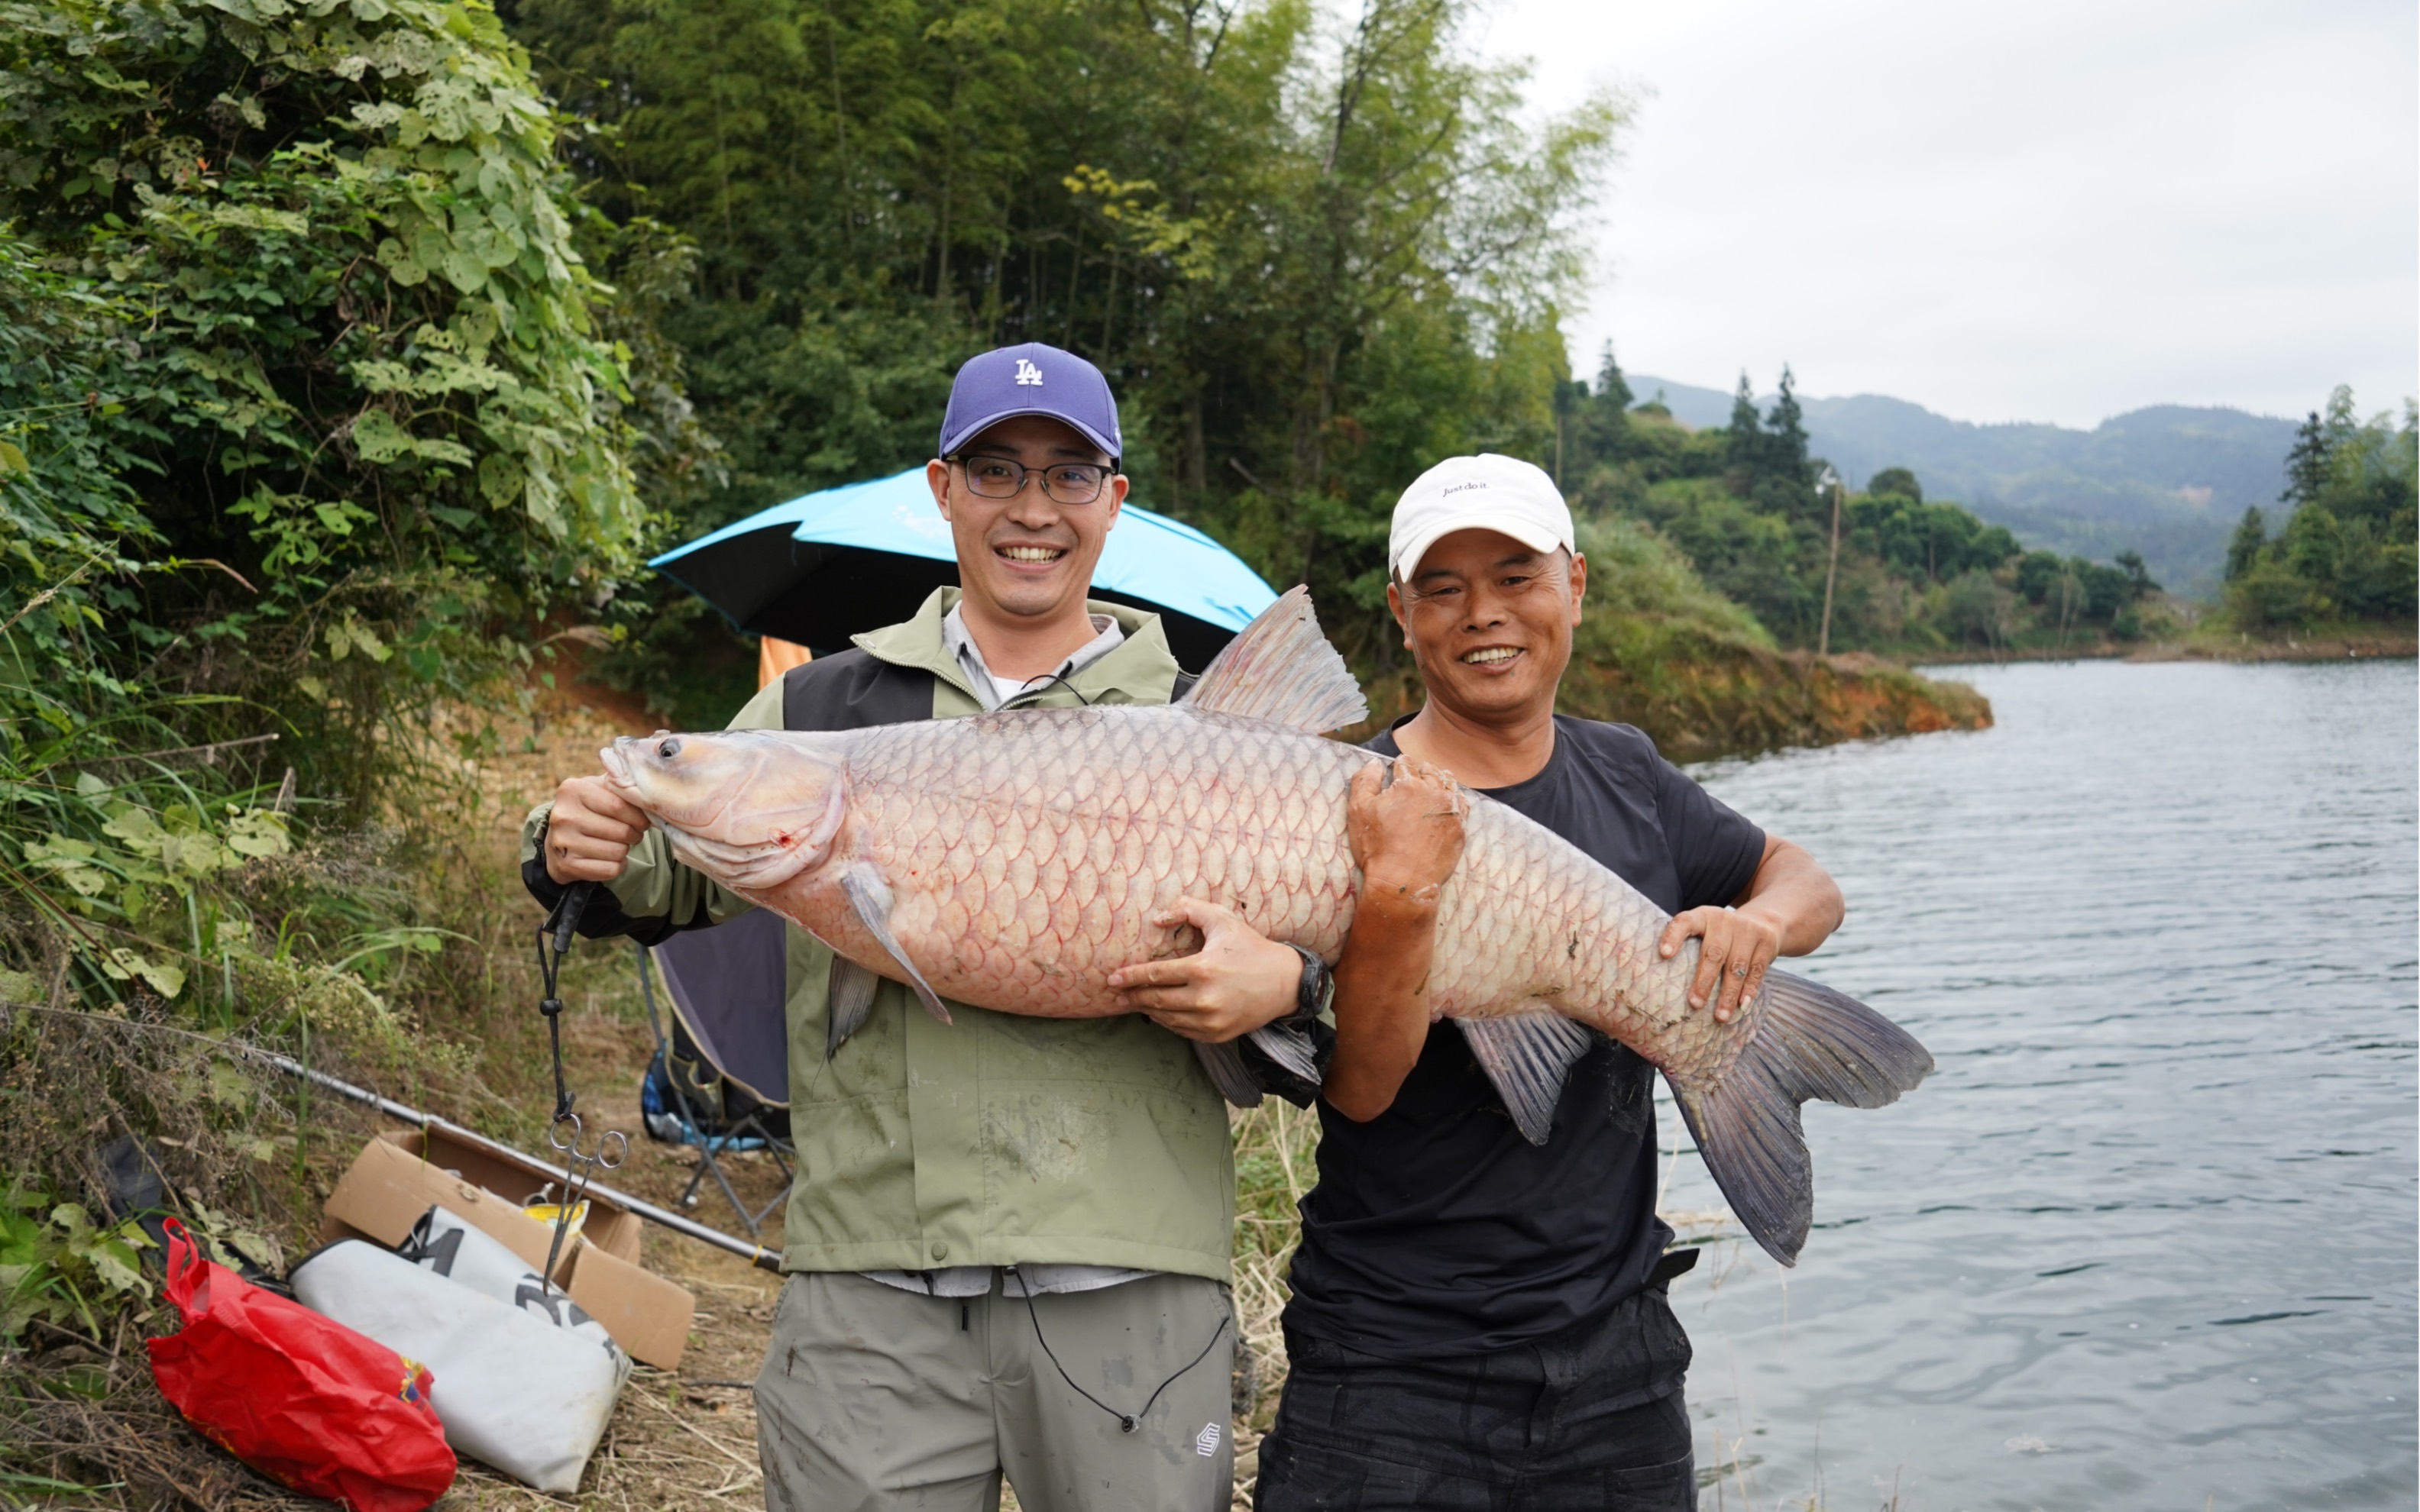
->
[[542, 1111, 626, 1294]]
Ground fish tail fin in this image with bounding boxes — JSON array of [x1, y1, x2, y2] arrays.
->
[[1667, 971, 1933, 1268]]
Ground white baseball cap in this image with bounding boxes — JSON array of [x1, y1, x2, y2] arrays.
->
[[1387, 454, 1575, 581]]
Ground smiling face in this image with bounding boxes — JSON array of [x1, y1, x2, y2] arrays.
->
[[924, 414, 1127, 627], [1386, 528, 1587, 728]]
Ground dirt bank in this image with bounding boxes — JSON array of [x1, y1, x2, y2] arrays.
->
[[1555, 627, 1993, 762]]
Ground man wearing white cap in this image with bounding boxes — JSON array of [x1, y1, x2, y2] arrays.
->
[[1248, 454, 1852, 1510]]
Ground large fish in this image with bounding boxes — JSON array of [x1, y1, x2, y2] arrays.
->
[[599, 588, 1932, 1264]]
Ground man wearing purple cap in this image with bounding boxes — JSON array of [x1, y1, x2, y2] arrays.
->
[[525, 344, 1329, 1509]]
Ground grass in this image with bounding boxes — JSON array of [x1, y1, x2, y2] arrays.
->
[[1228, 1097, 1322, 1470]]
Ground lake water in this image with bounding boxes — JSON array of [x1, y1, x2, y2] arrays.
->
[[1661, 659, 2418, 1510]]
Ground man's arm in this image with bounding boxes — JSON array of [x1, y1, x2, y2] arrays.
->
[[1320, 759, 1465, 1121], [1656, 835, 1844, 1023]]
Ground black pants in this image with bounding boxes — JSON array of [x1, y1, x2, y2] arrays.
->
[[1254, 1284, 1695, 1512]]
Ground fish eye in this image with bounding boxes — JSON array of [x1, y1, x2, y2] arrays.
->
[[657, 737, 682, 760]]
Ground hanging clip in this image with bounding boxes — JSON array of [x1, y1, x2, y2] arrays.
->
[[542, 1110, 626, 1294]]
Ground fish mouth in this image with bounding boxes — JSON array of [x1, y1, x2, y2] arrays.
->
[[599, 741, 635, 787]]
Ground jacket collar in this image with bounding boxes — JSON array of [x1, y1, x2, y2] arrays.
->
[[852, 587, 1182, 705]]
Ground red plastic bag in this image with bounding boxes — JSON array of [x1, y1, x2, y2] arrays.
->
[[147, 1219, 456, 1512]]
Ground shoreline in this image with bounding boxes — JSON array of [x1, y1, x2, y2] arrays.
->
[[1908, 632, 2416, 667]]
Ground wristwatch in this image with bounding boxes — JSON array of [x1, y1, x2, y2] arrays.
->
[[1282, 943, 1334, 1027]]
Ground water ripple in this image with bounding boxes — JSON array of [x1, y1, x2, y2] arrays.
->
[[1664, 660, 2418, 1510]]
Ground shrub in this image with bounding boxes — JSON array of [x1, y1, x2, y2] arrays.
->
[[1, 0, 658, 1012]]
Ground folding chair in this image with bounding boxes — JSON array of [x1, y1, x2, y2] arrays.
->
[[632, 907, 794, 1240]]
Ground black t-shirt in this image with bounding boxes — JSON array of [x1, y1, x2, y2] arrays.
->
[[1281, 715, 1767, 1358]]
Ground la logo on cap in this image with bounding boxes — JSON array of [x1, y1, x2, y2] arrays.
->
[[1014, 358, 1043, 386]]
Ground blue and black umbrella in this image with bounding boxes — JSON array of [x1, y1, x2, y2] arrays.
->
[[651, 469, 1278, 670]]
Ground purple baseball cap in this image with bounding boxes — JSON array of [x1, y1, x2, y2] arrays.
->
[[938, 342, 1122, 463]]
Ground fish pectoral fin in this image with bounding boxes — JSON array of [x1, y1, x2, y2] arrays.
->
[[838, 863, 952, 1026], [825, 955, 882, 1059], [1244, 1022, 1323, 1088], [1180, 585, 1368, 733], [1456, 1010, 1600, 1145], [1192, 1040, 1263, 1109]]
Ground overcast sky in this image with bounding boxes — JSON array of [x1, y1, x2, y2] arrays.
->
[[1475, 0, 2418, 429]]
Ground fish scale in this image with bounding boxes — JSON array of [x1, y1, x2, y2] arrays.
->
[[827, 704, 1678, 1035], [602, 585, 1933, 1265]]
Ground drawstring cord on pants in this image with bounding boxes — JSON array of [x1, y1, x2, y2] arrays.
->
[[1008, 1268, 1230, 1434]]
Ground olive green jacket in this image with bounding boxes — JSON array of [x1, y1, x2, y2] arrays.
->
[[520, 590, 1235, 1280]]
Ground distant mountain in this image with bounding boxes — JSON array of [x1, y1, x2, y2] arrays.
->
[[1626, 376, 2299, 596]]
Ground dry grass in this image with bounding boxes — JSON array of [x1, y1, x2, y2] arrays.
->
[[0, 997, 1746, 1510], [1221, 1098, 1322, 1504]]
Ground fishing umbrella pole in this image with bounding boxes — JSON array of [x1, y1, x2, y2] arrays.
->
[[247, 1046, 783, 1275]]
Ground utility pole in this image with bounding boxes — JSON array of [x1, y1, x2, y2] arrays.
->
[[1817, 464, 1843, 657]]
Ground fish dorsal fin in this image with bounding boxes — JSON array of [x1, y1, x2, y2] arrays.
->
[[1182, 586, 1368, 732]]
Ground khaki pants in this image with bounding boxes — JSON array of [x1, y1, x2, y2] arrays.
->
[[755, 1271, 1236, 1512]]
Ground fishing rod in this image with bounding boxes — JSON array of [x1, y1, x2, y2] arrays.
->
[[244, 1045, 781, 1275]]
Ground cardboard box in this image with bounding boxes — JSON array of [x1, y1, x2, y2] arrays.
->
[[321, 1128, 696, 1370]]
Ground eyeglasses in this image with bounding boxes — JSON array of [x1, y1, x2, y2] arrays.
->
[[950, 454, 1113, 505]]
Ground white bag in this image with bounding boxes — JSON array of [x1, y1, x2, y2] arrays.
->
[[291, 1239, 621, 1494], [396, 1205, 631, 1386]]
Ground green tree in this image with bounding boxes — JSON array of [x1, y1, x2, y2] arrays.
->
[[2224, 506, 2268, 583], [505, 0, 1626, 680], [1610, 367, 2046, 651], [1762, 367, 1811, 499], [1866, 466, 1921, 502], [1940, 568, 2015, 650], [1553, 343, 1638, 492], [2281, 409, 2331, 507], [2280, 502, 2343, 611], [1723, 373, 1764, 478], [2228, 560, 2316, 631], [2225, 388, 2414, 632]]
